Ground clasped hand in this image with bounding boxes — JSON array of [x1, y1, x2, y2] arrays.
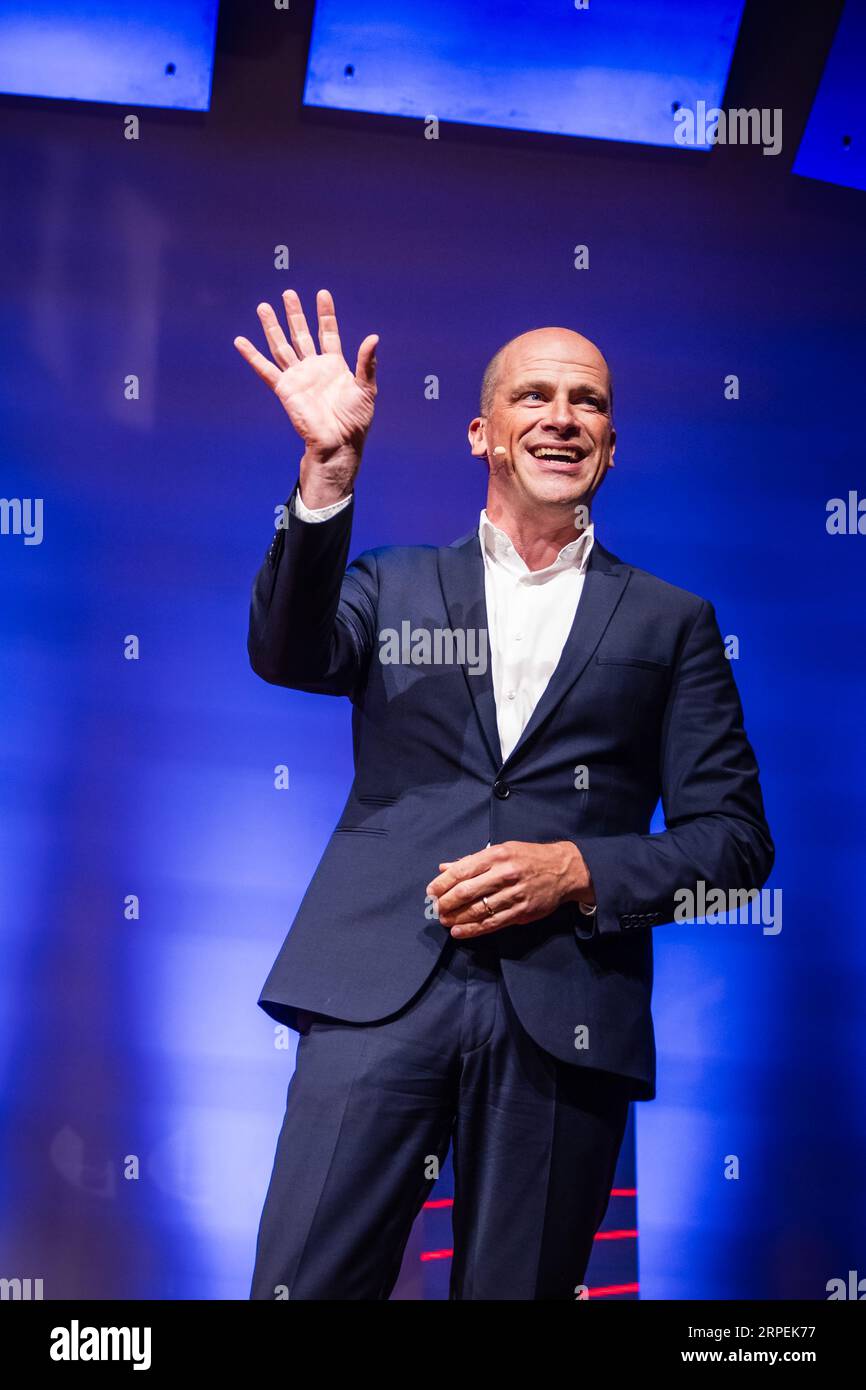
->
[[426, 840, 593, 939]]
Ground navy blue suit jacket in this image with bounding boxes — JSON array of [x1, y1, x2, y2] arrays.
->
[[248, 487, 773, 1100]]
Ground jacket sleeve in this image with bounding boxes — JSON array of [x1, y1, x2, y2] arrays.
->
[[247, 483, 379, 697], [573, 598, 774, 937]]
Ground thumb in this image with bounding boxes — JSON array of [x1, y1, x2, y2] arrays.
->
[[355, 333, 379, 388]]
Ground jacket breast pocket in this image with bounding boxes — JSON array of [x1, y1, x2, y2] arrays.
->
[[595, 655, 670, 672], [333, 825, 389, 836], [334, 792, 397, 836]]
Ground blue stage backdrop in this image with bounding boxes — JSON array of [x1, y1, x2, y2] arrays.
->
[[0, 0, 864, 1299], [0, 0, 220, 111], [794, 0, 866, 192], [304, 0, 746, 149]]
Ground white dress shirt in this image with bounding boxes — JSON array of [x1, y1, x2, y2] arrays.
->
[[477, 508, 594, 763], [292, 488, 597, 913]]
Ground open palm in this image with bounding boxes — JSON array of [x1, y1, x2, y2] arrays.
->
[[234, 288, 378, 455]]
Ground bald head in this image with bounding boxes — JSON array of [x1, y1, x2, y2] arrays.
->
[[480, 327, 613, 418]]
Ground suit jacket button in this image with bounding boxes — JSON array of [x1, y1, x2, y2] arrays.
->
[[493, 780, 511, 799]]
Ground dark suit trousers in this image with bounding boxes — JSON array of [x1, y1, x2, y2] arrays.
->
[[249, 936, 631, 1301]]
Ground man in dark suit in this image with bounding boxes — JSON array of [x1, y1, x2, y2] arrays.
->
[[234, 289, 773, 1300]]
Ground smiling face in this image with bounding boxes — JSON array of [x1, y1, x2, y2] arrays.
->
[[468, 327, 616, 522]]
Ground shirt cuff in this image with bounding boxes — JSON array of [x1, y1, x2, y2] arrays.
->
[[292, 489, 353, 523]]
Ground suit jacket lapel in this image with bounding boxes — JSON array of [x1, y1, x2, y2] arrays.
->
[[438, 530, 631, 774], [437, 528, 503, 769], [501, 539, 630, 768]]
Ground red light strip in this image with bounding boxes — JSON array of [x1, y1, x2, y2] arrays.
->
[[421, 1230, 636, 1261], [424, 1188, 636, 1212]]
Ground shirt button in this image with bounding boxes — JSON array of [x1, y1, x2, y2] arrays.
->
[[506, 690, 516, 700]]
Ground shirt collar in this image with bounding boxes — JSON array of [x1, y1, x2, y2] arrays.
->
[[478, 509, 595, 580]]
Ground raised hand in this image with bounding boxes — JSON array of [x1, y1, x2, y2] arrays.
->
[[234, 289, 378, 507]]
